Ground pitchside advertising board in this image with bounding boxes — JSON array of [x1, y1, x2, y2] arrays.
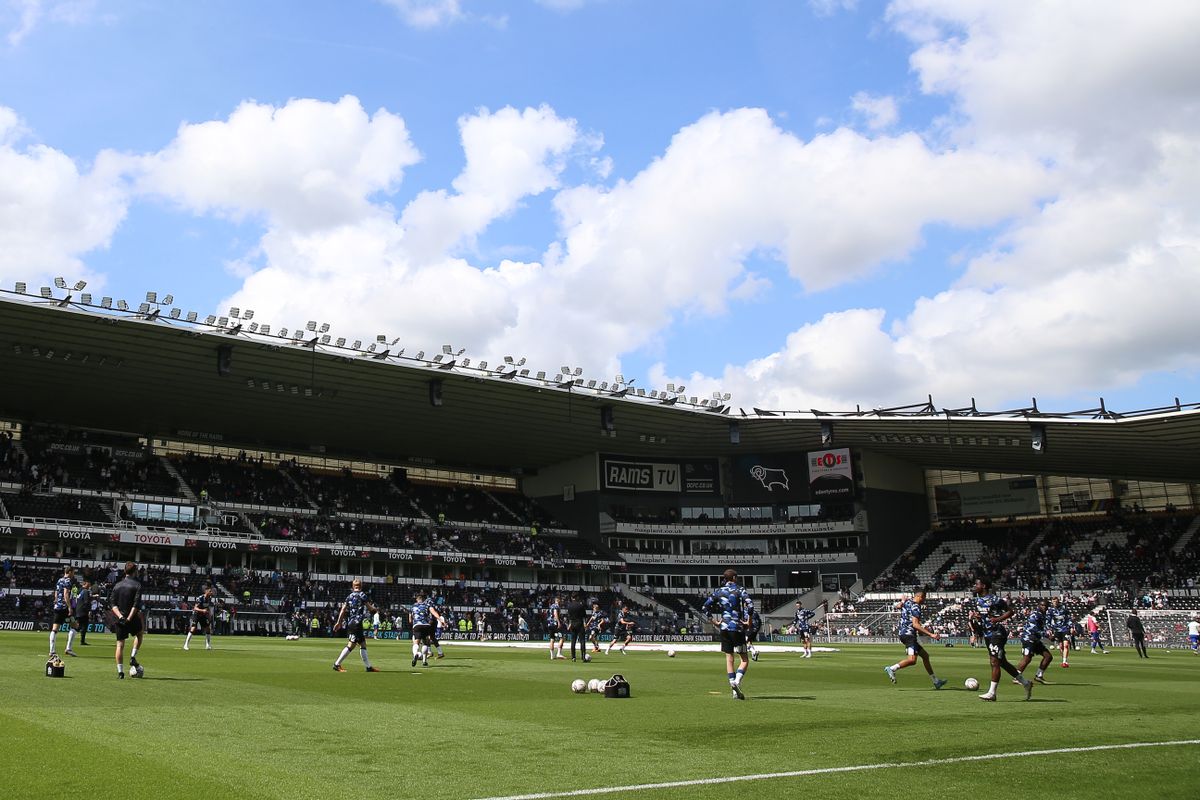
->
[[600, 455, 719, 494], [807, 447, 854, 500], [934, 477, 1041, 520]]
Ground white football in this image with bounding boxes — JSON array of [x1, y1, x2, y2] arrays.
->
[[571, 679, 587, 693], [583, 653, 591, 662], [667, 649, 676, 657], [586, 679, 599, 693], [964, 677, 979, 690]]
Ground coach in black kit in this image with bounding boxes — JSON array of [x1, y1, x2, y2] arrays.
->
[[566, 592, 588, 661], [109, 562, 146, 679]]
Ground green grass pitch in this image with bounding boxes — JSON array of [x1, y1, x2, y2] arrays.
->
[[2, 633, 1197, 799]]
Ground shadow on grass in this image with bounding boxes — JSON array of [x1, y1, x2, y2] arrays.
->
[[143, 676, 205, 682], [752, 695, 817, 701]]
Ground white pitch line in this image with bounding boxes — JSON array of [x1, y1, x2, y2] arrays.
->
[[472, 739, 1200, 800]]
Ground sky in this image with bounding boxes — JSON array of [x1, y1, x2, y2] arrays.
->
[[1, 0, 1199, 415]]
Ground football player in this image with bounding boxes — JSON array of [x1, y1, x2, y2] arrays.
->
[[702, 569, 753, 700], [183, 586, 216, 651], [332, 579, 380, 673], [1014, 598, 1053, 684], [883, 588, 946, 689], [973, 577, 1032, 702]]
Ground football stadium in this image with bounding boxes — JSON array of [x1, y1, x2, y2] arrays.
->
[[1, 287, 1198, 799]]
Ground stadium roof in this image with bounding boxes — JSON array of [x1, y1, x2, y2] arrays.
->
[[2, 291, 1198, 482]]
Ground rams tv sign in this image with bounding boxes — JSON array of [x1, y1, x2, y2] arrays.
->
[[601, 456, 719, 494], [808, 448, 854, 500]]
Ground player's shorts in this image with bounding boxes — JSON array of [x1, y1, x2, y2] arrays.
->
[[412, 624, 433, 642], [1021, 639, 1048, 657], [191, 615, 211, 632], [111, 615, 143, 641], [1188, 635, 1199, 646], [720, 630, 748, 655], [899, 633, 925, 657], [748, 627, 761, 643], [796, 627, 811, 639], [986, 633, 1009, 660], [346, 621, 366, 645], [53, 608, 70, 626], [1052, 631, 1068, 644]]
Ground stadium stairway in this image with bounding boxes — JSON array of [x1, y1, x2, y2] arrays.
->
[[279, 467, 320, 510], [0, 492, 8, 519], [159, 457, 198, 502], [1171, 514, 1200, 554], [617, 583, 685, 619]]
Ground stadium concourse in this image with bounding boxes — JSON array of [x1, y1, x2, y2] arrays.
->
[[1, 287, 1199, 649]]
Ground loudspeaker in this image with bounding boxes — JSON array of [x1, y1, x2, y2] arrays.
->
[[600, 406, 615, 433], [1031, 424, 1045, 453], [729, 421, 740, 444], [216, 344, 233, 376], [429, 379, 443, 407]]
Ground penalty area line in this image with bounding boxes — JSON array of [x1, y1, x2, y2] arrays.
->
[[472, 739, 1200, 800]]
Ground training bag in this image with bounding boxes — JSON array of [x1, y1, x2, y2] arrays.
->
[[45, 657, 65, 678], [603, 673, 630, 698]]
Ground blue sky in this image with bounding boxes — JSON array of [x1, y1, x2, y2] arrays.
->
[[2, 0, 1198, 414]]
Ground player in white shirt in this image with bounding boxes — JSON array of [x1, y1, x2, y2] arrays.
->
[[1187, 617, 1200, 654]]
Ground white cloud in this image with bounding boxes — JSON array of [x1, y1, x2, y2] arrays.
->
[[134, 96, 421, 232], [808, 0, 858, 17], [378, 0, 464, 28], [0, 105, 124, 291], [399, 105, 588, 263], [850, 92, 898, 131], [2, 0, 97, 46]]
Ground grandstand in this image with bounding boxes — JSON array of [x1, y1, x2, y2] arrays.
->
[[1, 288, 1199, 644]]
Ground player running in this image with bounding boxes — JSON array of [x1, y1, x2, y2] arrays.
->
[[703, 569, 753, 700], [793, 601, 816, 658], [883, 588, 946, 689], [50, 565, 75, 658], [1048, 597, 1072, 667], [585, 602, 608, 654], [973, 578, 1033, 702], [183, 586, 216, 651], [1014, 598, 1053, 685], [605, 602, 636, 655], [332, 579, 380, 673], [409, 592, 447, 667]]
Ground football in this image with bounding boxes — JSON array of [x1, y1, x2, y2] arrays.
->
[[583, 653, 591, 662], [587, 678, 600, 693], [571, 679, 587, 693], [964, 677, 979, 690], [667, 649, 676, 657]]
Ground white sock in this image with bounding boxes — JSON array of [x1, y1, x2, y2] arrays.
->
[[205, 633, 211, 647], [49, 629, 58, 653], [1036, 669, 1044, 678], [988, 681, 998, 695], [335, 646, 351, 666], [930, 674, 939, 684], [116, 663, 123, 675], [360, 647, 372, 668], [436, 646, 443, 656], [66, 629, 75, 650], [413, 642, 420, 657], [185, 632, 193, 647], [130, 645, 139, 660], [889, 663, 902, 671]]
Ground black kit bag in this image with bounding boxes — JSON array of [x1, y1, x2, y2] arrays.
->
[[603, 673, 630, 698]]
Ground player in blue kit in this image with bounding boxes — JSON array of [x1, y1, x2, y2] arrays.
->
[[586, 602, 608, 654], [1048, 597, 1071, 668], [332, 579, 380, 672], [546, 595, 565, 660], [184, 586, 215, 651], [605, 602, 636, 655], [703, 569, 754, 700], [409, 592, 447, 667], [747, 607, 763, 661], [793, 602, 816, 658], [883, 588, 946, 689], [973, 577, 1033, 701], [49, 565, 75, 658], [1014, 598, 1053, 685]]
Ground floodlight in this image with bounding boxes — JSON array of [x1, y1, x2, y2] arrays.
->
[[241, 309, 252, 320], [461, 358, 471, 367], [561, 366, 570, 374], [205, 315, 217, 325], [163, 294, 174, 305], [277, 328, 288, 337], [14, 282, 26, 293], [259, 324, 270, 335], [320, 335, 330, 345], [535, 371, 545, 380], [306, 321, 317, 332], [147, 291, 158, 303], [335, 337, 346, 347], [248, 322, 258, 332], [73, 280, 87, 291], [444, 345, 454, 355], [55, 277, 66, 289], [519, 368, 529, 377], [377, 334, 387, 343], [218, 317, 228, 328], [117, 300, 128, 311], [169, 308, 181, 319], [40, 287, 52, 298], [229, 307, 240, 318], [80, 293, 92, 304], [504, 355, 514, 364], [319, 323, 329, 333], [138, 302, 151, 314], [415, 351, 424, 360], [478, 361, 488, 370], [101, 297, 112, 308], [351, 340, 362, 350]]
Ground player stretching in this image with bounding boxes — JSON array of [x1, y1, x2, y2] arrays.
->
[[703, 569, 753, 700], [184, 586, 216, 651], [332, 579, 380, 673], [1014, 599, 1053, 685], [409, 592, 447, 667], [793, 601, 816, 658], [586, 602, 608, 653], [109, 562, 145, 679], [546, 595, 566, 660], [1048, 598, 1071, 667], [605, 602, 636, 655], [973, 578, 1032, 702], [50, 565, 75, 658], [883, 588, 946, 688]]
